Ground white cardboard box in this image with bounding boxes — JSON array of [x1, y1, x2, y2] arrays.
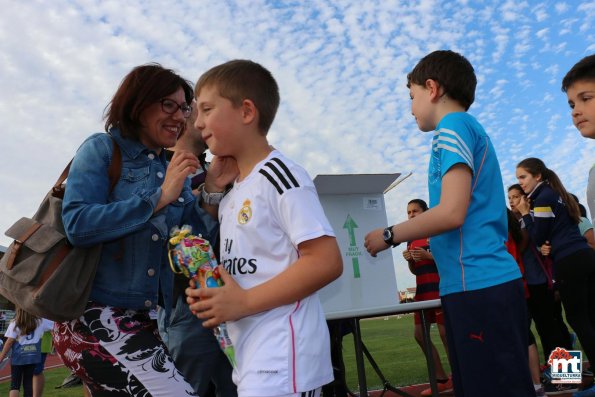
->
[[313, 174, 401, 320]]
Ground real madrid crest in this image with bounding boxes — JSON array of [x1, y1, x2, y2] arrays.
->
[[238, 199, 252, 224]]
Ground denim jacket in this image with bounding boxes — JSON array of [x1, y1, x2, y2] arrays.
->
[[62, 129, 218, 311]]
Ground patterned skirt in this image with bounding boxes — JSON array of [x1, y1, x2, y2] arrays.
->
[[53, 302, 196, 396]]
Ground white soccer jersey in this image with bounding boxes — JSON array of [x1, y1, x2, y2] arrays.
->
[[219, 149, 335, 396]]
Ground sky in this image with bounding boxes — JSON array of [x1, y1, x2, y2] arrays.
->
[[0, 0, 594, 291]]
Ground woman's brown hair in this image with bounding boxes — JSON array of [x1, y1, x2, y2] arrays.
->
[[104, 63, 193, 141]]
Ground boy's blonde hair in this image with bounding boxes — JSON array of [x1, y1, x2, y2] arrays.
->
[[196, 60, 280, 135]]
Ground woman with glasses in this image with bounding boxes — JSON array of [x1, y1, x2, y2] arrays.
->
[[52, 63, 237, 396]]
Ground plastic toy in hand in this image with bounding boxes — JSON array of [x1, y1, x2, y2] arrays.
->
[[168, 225, 236, 367]]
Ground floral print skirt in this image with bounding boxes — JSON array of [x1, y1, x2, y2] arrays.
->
[[53, 302, 196, 396]]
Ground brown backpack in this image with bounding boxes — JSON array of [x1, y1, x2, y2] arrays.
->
[[0, 137, 121, 321]]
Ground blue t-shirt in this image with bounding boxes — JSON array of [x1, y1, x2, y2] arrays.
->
[[428, 112, 521, 295]]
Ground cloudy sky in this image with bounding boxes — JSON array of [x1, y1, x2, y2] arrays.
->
[[1, 0, 594, 290]]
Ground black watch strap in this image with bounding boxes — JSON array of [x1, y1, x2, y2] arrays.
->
[[383, 226, 400, 247]]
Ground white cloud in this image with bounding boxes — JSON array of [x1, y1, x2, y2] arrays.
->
[[1, 0, 594, 291], [555, 2, 569, 13]]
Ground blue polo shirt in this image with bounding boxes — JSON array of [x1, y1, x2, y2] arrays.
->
[[428, 112, 521, 296]]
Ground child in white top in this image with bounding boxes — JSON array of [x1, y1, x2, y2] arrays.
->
[[0, 308, 53, 397], [186, 60, 343, 397]]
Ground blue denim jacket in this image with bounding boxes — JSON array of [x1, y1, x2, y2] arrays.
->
[[62, 129, 218, 310]]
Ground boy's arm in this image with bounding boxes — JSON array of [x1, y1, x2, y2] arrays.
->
[[365, 164, 472, 256], [186, 235, 343, 327]]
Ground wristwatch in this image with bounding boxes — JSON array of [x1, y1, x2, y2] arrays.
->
[[383, 226, 400, 247], [199, 184, 225, 205]]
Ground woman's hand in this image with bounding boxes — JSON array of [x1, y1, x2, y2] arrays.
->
[[540, 241, 551, 256], [186, 266, 249, 328], [516, 195, 531, 216], [155, 150, 199, 212]]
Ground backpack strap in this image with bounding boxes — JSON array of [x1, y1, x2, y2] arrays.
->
[[53, 135, 122, 197], [529, 244, 553, 289], [107, 136, 122, 193]]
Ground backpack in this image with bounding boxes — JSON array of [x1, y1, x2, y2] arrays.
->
[[0, 136, 121, 322]]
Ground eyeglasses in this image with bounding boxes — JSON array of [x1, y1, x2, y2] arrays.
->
[[160, 98, 192, 118]]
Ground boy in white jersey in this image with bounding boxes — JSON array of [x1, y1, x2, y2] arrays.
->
[[186, 60, 343, 397], [364, 50, 534, 397]]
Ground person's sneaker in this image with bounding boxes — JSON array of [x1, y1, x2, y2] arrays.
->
[[543, 382, 579, 395], [55, 373, 82, 389], [536, 385, 546, 397], [573, 384, 595, 397], [420, 378, 453, 396]]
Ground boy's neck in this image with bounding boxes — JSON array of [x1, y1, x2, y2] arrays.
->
[[235, 136, 273, 181], [434, 99, 467, 127]]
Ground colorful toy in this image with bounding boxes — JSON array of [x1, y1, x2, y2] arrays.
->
[[168, 225, 236, 367]]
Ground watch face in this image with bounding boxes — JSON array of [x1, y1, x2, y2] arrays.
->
[[383, 228, 391, 240]]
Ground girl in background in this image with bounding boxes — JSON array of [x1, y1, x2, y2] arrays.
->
[[402, 199, 452, 396], [516, 157, 595, 386], [0, 308, 53, 397], [508, 184, 572, 363]]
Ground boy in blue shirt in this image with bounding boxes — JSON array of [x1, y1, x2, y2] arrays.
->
[[364, 50, 534, 396]]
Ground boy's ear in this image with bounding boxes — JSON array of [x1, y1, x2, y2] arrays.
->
[[425, 79, 443, 101], [240, 99, 257, 125]]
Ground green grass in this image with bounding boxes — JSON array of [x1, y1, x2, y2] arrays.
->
[[342, 313, 450, 390], [0, 313, 570, 396], [1, 366, 85, 396]]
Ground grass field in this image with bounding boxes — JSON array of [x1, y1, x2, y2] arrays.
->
[[0, 313, 447, 396], [1, 367, 84, 396], [341, 313, 450, 390], [1, 312, 557, 396]]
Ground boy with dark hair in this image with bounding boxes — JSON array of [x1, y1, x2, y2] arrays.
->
[[561, 54, 595, 397], [365, 50, 534, 396], [186, 59, 343, 397], [562, 54, 595, 224]]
